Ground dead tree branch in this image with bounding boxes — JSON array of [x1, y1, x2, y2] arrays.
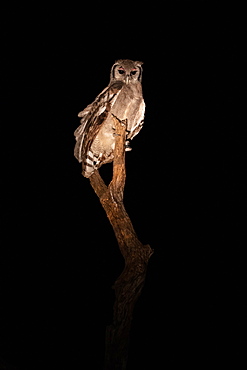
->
[[89, 115, 153, 370]]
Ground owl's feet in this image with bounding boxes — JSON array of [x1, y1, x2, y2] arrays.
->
[[125, 141, 132, 151]]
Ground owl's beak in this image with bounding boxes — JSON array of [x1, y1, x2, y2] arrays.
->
[[125, 75, 130, 84]]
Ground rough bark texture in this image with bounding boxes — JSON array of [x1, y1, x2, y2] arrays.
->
[[89, 115, 153, 370]]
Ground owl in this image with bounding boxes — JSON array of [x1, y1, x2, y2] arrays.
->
[[74, 59, 145, 178]]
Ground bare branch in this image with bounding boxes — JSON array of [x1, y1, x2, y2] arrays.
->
[[86, 115, 153, 370], [109, 114, 127, 203]]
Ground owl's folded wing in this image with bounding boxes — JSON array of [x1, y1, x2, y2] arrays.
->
[[74, 81, 124, 162]]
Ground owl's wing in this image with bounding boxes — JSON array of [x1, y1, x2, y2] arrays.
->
[[74, 80, 124, 163]]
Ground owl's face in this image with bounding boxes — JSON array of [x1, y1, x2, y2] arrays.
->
[[111, 59, 143, 84]]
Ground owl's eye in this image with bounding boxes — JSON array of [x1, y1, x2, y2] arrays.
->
[[118, 69, 125, 74], [130, 70, 137, 75]]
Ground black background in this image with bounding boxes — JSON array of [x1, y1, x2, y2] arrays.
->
[[1, 2, 246, 369]]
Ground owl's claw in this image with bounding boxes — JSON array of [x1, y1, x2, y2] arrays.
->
[[125, 141, 132, 151]]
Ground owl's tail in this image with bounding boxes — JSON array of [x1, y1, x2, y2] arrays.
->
[[74, 137, 97, 177], [81, 150, 98, 178]]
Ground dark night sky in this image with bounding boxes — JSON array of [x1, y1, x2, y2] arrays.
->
[[1, 3, 246, 369]]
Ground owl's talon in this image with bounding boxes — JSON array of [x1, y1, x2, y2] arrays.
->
[[125, 141, 132, 151]]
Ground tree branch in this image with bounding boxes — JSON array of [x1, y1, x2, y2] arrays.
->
[[109, 114, 127, 203], [88, 114, 153, 370]]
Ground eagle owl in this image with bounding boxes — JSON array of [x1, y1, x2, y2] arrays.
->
[[74, 59, 145, 178]]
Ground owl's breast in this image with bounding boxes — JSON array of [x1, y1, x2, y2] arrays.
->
[[111, 83, 144, 122]]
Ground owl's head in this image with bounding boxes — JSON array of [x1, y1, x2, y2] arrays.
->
[[110, 59, 143, 84]]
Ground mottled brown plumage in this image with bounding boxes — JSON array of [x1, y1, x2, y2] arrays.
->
[[74, 60, 145, 177]]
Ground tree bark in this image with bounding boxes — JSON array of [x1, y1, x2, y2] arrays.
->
[[89, 115, 153, 370]]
